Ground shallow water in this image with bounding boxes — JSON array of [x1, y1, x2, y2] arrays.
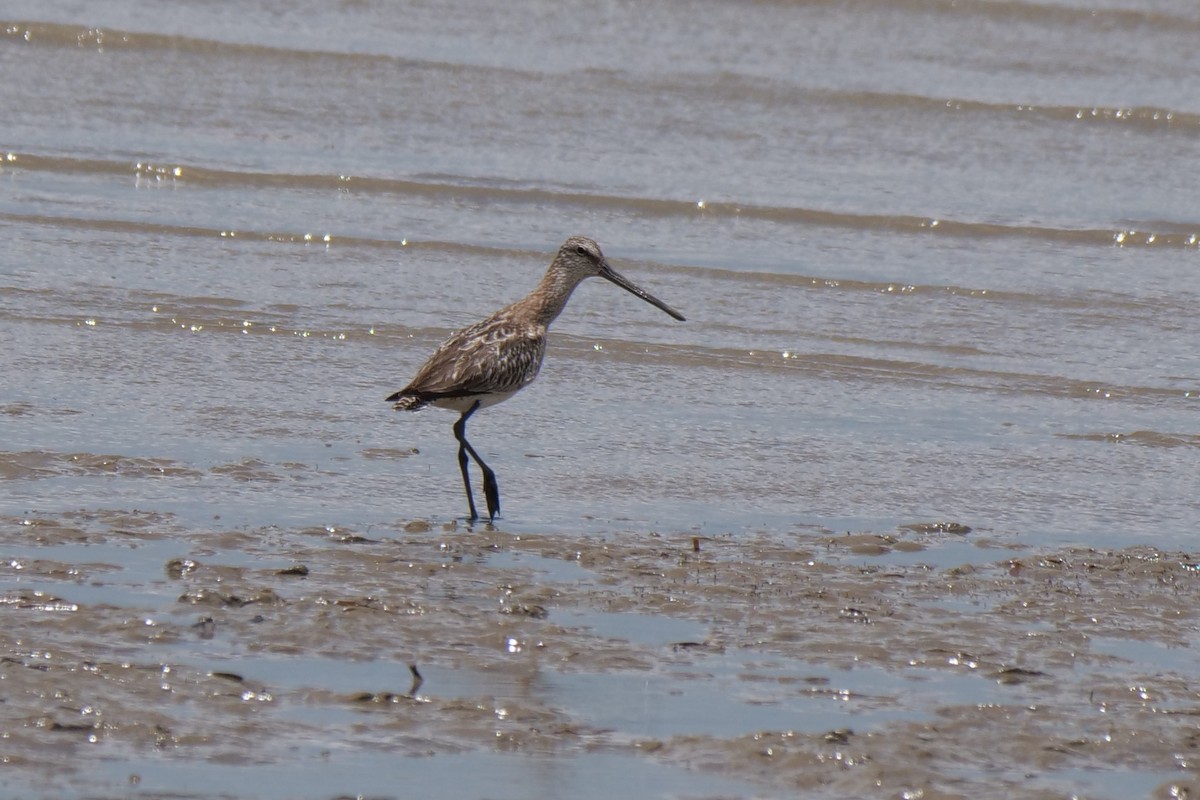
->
[[3, 1, 1200, 797]]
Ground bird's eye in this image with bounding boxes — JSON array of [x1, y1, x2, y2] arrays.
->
[[574, 245, 589, 257]]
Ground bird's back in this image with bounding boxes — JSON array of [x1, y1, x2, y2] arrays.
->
[[388, 309, 547, 412]]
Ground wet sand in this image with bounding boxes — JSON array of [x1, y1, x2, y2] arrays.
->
[[5, 1, 1200, 797], [2, 508, 1197, 799]]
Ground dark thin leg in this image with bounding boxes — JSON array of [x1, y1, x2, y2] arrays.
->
[[452, 401, 500, 522], [455, 437, 479, 521], [465, 442, 499, 521], [453, 405, 481, 521]]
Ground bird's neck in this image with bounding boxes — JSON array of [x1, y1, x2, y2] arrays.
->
[[521, 263, 584, 328]]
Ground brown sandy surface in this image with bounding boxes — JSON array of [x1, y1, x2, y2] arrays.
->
[[2, 510, 1198, 799]]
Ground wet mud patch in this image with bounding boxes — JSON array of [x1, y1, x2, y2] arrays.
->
[[0, 512, 1197, 798], [0, 450, 202, 481], [208, 458, 286, 483], [360, 447, 421, 461], [2, 508, 183, 546]]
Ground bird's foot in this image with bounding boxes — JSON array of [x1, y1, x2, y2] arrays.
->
[[482, 477, 500, 523]]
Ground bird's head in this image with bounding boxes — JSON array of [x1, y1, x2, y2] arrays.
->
[[555, 236, 686, 322]]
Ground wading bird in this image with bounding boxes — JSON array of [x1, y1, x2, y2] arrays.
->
[[386, 236, 685, 522]]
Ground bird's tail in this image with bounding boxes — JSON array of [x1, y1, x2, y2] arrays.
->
[[386, 391, 426, 411]]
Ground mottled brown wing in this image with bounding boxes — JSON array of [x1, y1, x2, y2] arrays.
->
[[400, 315, 546, 400]]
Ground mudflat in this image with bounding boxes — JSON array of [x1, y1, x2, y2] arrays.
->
[[2, 508, 1197, 798]]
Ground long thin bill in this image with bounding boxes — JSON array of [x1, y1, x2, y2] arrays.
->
[[601, 265, 687, 321]]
